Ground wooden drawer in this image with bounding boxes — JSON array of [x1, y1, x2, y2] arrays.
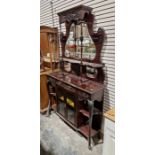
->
[[56, 81, 76, 93], [77, 90, 90, 100], [55, 80, 90, 101]]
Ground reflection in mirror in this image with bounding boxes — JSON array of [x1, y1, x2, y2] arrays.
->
[[81, 23, 96, 60], [64, 62, 71, 72], [86, 66, 97, 79], [65, 23, 76, 58], [65, 23, 96, 60]]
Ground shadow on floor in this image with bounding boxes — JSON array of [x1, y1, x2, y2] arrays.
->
[[40, 144, 53, 155]]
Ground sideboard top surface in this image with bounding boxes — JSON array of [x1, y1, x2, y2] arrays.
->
[[48, 71, 104, 95]]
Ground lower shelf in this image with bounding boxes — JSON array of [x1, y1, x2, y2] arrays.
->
[[79, 108, 101, 118], [79, 109, 90, 117], [78, 125, 97, 138]]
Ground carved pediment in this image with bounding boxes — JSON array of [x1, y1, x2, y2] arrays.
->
[[58, 5, 92, 24]]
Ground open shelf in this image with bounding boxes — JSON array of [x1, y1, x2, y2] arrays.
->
[[79, 108, 101, 118], [79, 124, 97, 137], [63, 57, 103, 68], [79, 109, 90, 117]]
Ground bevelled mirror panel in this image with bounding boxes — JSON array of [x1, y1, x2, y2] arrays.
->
[[65, 23, 96, 60]]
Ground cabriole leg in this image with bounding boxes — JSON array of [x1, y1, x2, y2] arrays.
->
[[87, 100, 94, 150]]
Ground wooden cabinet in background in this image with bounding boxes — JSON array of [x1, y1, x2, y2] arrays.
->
[[40, 73, 49, 112], [40, 26, 59, 70], [40, 26, 60, 112], [40, 69, 59, 113]]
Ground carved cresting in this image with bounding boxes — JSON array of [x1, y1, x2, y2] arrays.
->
[[58, 5, 92, 24], [65, 14, 80, 23]]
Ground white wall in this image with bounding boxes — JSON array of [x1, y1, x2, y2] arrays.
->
[[40, 0, 115, 112]]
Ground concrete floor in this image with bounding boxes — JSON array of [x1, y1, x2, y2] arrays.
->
[[40, 112, 103, 155]]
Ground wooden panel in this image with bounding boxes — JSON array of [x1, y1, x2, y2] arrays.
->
[[40, 74, 49, 111], [40, 31, 58, 56], [40, 26, 59, 71], [40, 69, 60, 112], [40, 33, 49, 55]]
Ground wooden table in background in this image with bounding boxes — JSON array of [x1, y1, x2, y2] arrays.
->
[[40, 69, 59, 113]]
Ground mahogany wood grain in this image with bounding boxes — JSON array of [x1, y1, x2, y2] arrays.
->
[[40, 74, 49, 111], [40, 26, 59, 70]]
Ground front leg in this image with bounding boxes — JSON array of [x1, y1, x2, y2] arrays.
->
[[87, 100, 94, 150]]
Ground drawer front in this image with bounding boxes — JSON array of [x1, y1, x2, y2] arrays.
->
[[56, 81, 90, 100], [77, 90, 90, 100], [48, 78, 91, 101], [56, 81, 76, 93]]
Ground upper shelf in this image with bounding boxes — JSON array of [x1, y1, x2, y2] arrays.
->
[[63, 57, 103, 68]]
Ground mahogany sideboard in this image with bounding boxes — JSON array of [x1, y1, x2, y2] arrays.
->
[[46, 5, 105, 149], [47, 71, 104, 149]]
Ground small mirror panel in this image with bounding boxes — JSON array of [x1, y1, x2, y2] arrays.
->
[[64, 62, 71, 72], [86, 66, 98, 79]]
